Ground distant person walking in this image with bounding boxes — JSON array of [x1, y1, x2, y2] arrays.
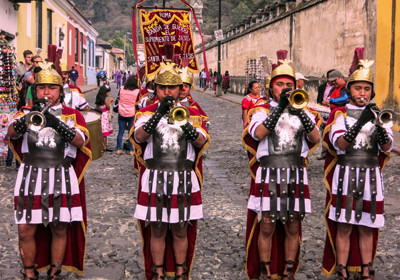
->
[[116, 75, 139, 155], [95, 86, 114, 151], [69, 66, 79, 85], [222, 71, 230, 94]]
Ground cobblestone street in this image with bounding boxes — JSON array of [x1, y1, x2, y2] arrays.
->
[[1, 85, 399, 280]]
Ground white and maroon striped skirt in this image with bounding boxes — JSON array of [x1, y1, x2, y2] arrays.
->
[[247, 166, 312, 215], [134, 168, 203, 223], [13, 163, 84, 224], [328, 164, 385, 228]]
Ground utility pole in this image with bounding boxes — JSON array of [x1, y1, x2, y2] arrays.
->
[[216, 0, 222, 96], [124, 33, 126, 70]]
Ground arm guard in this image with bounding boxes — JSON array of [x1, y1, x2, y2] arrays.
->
[[181, 122, 199, 142]]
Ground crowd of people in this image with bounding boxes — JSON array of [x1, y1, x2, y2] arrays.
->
[[5, 42, 394, 280]]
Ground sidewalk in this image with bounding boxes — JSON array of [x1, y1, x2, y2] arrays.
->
[[196, 88, 400, 155], [79, 83, 99, 94]]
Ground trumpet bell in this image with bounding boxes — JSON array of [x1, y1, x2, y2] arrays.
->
[[289, 89, 309, 109], [377, 109, 397, 129], [26, 111, 46, 131], [169, 106, 190, 126]]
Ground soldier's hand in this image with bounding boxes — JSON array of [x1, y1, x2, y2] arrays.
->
[[157, 96, 175, 116], [44, 112, 61, 129], [358, 103, 376, 125], [278, 88, 292, 110]]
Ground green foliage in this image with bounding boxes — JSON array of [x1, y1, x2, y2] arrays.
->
[[73, 0, 282, 40]]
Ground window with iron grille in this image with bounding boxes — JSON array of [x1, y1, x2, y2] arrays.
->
[[75, 28, 79, 63], [36, 1, 43, 48], [80, 32, 84, 64], [47, 9, 53, 45]]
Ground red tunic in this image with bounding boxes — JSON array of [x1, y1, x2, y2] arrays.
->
[[10, 105, 92, 275], [242, 103, 321, 279], [129, 103, 210, 280], [321, 107, 389, 277]]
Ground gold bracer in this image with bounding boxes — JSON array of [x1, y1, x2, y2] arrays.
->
[[154, 61, 183, 86], [178, 67, 193, 86], [35, 62, 63, 86], [347, 59, 374, 89], [270, 59, 296, 83]]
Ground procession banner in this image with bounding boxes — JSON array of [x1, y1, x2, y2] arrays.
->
[[139, 9, 199, 78]]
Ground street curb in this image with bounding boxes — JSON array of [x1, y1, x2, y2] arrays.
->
[[201, 90, 241, 105], [392, 147, 400, 155], [82, 86, 98, 94]]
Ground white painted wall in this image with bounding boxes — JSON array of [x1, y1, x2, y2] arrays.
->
[[0, 0, 18, 47]]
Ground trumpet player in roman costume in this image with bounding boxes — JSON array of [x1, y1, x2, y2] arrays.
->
[[322, 60, 393, 280], [130, 60, 210, 280], [178, 66, 210, 127], [242, 60, 321, 280], [8, 62, 91, 280]]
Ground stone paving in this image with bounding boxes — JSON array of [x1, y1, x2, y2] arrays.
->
[[0, 84, 399, 279]]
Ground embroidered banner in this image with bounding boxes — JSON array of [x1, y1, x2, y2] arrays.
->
[[139, 9, 199, 78]]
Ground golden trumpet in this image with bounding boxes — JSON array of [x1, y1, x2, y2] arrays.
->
[[288, 89, 309, 109], [169, 105, 190, 126], [370, 105, 397, 129], [26, 101, 52, 130]]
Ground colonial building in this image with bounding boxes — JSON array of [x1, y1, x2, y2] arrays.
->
[[0, 0, 18, 48], [7, 0, 98, 86]]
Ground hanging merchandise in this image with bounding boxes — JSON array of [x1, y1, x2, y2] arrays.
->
[[0, 45, 18, 165]]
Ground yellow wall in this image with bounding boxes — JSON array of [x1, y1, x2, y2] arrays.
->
[[376, 0, 400, 130], [17, 1, 67, 62]]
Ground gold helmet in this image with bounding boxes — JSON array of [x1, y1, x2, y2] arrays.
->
[[60, 62, 68, 73], [154, 61, 183, 86], [264, 74, 271, 89], [35, 62, 63, 86], [270, 59, 296, 86], [346, 59, 374, 90], [178, 67, 193, 86], [142, 74, 155, 84]]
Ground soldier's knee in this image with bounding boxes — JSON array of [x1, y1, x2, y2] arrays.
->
[[260, 217, 275, 237]]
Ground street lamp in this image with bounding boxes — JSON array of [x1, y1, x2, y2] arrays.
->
[[59, 30, 65, 41]]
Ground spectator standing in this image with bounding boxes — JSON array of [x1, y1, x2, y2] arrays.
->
[[327, 70, 349, 110], [69, 66, 79, 85], [295, 72, 308, 90], [115, 70, 122, 89], [241, 80, 262, 128], [222, 70, 230, 94], [116, 75, 139, 155], [122, 72, 127, 85], [317, 69, 335, 106], [95, 86, 114, 151], [201, 68, 207, 90], [15, 50, 33, 108], [25, 55, 43, 106], [209, 68, 213, 89]]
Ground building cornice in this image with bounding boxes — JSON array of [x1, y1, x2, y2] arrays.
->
[[49, 0, 98, 37]]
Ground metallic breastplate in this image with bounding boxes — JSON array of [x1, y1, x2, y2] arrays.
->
[[24, 128, 66, 168], [345, 108, 378, 155], [149, 124, 190, 170], [267, 111, 304, 156]]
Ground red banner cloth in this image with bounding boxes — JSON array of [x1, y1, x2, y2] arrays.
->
[[139, 9, 199, 78]]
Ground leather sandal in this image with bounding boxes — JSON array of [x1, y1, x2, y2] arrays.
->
[[335, 264, 348, 280], [175, 262, 188, 280], [361, 262, 375, 279], [282, 260, 295, 280], [47, 264, 62, 280], [20, 265, 39, 280], [152, 264, 165, 280], [259, 260, 271, 280]]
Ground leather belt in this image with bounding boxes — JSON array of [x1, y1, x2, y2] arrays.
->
[[260, 155, 305, 168], [146, 159, 193, 172], [41, 168, 50, 226], [337, 155, 379, 168], [23, 155, 73, 169]]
